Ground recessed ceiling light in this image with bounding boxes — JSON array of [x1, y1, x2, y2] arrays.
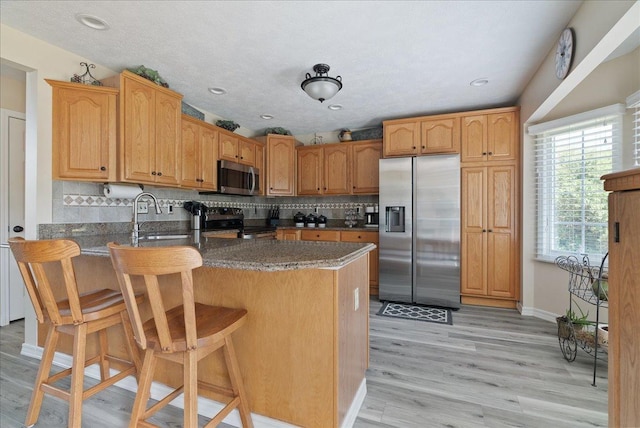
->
[[260, 114, 274, 120], [470, 78, 489, 87], [328, 104, 343, 111], [208, 87, 227, 95], [75, 14, 110, 30]]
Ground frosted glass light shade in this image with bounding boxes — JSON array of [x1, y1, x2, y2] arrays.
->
[[301, 64, 342, 103]]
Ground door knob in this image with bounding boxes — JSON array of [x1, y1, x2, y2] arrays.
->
[[13, 225, 24, 233]]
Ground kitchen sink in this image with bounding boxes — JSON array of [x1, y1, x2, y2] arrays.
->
[[138, 233, 191, 241]]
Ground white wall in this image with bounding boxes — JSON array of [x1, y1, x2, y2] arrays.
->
[[518, 1, 639, 319]]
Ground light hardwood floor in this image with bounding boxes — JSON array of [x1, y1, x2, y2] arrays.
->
[[0, 299, 607, 427]]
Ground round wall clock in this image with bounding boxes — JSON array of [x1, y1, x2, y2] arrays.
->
[[555, 28, 575, 80]]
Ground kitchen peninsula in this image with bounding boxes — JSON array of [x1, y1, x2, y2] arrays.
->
[[38, 233, 375, 428]]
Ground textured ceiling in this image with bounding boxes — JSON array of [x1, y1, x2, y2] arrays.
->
[[0, 1, 583, 135]]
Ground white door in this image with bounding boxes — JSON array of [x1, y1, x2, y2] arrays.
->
[[1, 109, 26, 325]]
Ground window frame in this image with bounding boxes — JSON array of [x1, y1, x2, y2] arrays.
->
[[529, 104, 624, 262]]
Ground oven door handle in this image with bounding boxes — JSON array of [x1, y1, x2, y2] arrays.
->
[[248, 166, 256, 195]]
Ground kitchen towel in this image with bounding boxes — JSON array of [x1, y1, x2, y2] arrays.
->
[[103, 183, 143, 199]]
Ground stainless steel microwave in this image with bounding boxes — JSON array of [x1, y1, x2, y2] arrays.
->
[[217, 160, 259, 196]]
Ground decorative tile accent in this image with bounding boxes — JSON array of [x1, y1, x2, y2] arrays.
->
[[63, 195, 369, 210]]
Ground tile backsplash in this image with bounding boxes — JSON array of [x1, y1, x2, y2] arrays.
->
[[53, 181, 378, 224]]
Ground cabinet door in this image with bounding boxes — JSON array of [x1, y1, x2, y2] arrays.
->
[[300, 230, 340, 241], [254, 144, 264, 195], [282, 229, 301, 241], [420, 117, 460, 154], [200, 126, 218, 191], [461, 115, 487, 163], [50, 82, 117, 181], [154, 91, 181, 185], [238, 139, 256, 166], [122, 76, 156, 183], [487, 111, 517, 162], [297, 147, 323, 195], [341, 231, 379, 293], [180, 119, 200, 188], [352, 141, 382, 194], [608, 189, 640, 428], [383, 121, 419, 157], [267, 136, 296, 196], [219, 133, 239, 162], [486, 165, 517, 298], [323, 145, 350, 195], [461, 167, 487, 296]]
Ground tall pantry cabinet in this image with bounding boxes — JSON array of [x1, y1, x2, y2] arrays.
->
[[602, 168, 640, 428], [460, 107, 520, 308]]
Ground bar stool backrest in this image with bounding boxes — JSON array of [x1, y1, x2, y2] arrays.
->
[[8, 237, 82, 325], [107, 243, 203, 353]]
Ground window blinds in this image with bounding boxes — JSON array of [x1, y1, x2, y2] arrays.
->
[[627, 90, 640, 166], [529, 104, 624, 261]]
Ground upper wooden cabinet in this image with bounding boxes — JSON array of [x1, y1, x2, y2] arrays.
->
[[47, 80, 118, 181], [218, 131, 257, 167], [103, 70, 183, 186], [351, 140, 382, 194], [257, 134, 300, 196], [383, 121, 419, 157], [297, 140, 381, 196], [421, 117, 460, 154], [297, 143, 350, 196], [180, 115, 218, 190], [383, 116, 460, 157], [461, 109, 518, 164]]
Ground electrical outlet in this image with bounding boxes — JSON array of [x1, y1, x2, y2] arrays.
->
[[314, 206, 318, 213], [137, 201, 149, 214], [167, 204, 174, 214], [354, 288, 359, 311]]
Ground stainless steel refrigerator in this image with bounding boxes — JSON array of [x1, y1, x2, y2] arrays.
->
[[379, 155, 460, 309]]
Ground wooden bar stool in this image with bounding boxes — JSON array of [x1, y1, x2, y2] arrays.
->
[[107, 242, 253, 428], [7, 237, 142, 428]]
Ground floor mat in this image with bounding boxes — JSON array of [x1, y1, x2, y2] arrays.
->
[[376, 301, 452, 325]]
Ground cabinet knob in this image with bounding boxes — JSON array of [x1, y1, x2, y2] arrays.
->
[[422, 146, 425, 149], [482, 229, 486, 232], [100, 166, 106, 171], [412, 146, 416, 149], [157, 172, 163, 176], [151, 171, 157, 176], [488, 151, 493, 155], [488, 229, 493, 232], [482, 152, 487, 155], [353, 186, 356, 189]]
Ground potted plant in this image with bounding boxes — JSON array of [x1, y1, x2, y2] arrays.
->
[[265, 127, 291, 136], [216, 120, 240, 132], [557, 300, 591, 339]]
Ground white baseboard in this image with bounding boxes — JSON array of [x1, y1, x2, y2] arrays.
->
[[341, 379, 366, 428], [21, 344, 365, 428], [517, 305, 559, 323]]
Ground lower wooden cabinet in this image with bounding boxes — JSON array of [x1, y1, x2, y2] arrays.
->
[[340, 231, 379, 296], [461, 165, 519, 308], [603, 168, 640, 428], [283, 228, 379, 295]]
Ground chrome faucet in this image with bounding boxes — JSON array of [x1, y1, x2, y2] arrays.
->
[[132, 192, 162, 241]]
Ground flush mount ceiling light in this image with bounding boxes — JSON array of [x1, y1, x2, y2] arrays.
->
[[75, 14, 110, 30], [470, 78, 489, 87], [301, 64, 342, 103], [328, 104, 343, 111], [260, 114, 274, 120], [208, 87, 227, 95]]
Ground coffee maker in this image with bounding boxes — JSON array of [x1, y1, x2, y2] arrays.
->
[[364, 205, 379, 228]]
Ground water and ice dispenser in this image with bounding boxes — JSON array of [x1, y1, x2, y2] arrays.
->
[[385, 206, 405, 232]]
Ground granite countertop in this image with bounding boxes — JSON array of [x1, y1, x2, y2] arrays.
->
[[71, 231, 375, 272]]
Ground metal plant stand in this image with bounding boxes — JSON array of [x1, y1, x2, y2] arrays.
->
[[555, 253, 609, 386]]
